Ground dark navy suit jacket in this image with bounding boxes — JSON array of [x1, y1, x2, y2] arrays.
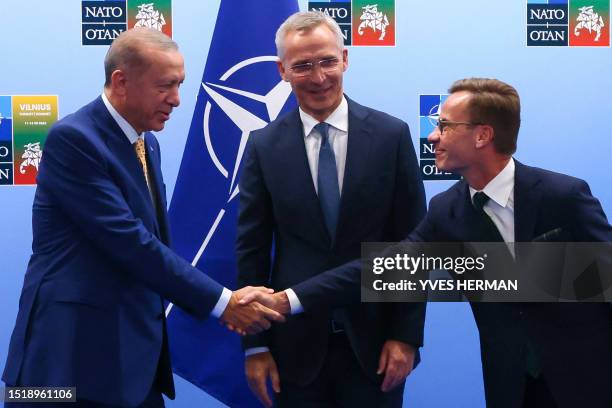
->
[[2, 97, 224, 407], [292, 161, 612, 407], [236, 97, 427, 386]]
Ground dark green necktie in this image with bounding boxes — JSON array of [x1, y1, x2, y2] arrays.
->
[[473, 192, 540, 377], [472, 192, 504, 242]]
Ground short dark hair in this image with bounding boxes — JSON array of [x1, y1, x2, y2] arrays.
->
[[104, 28, 178, 87], [449, 78, 520, 155]]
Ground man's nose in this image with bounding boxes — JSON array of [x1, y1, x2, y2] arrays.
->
[[427, 127, 440, 144], [309, 64, 326, 84], [167, 87, 180, 107]]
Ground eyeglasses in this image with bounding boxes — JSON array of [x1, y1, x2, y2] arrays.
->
[[289, 57, 341, 77], [436, 119, 483, 134]]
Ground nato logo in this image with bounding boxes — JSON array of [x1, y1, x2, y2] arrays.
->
[[308, 1, 395, 46], [309, 2, 352, 45], [527, 0, 610, 47], [418, 94, 460, 181], [82, 0, 127, 45], [81, 1, 172, 46]]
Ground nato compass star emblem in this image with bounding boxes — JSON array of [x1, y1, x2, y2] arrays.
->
[[202, 56, 292, 201], [165, 56, 293, 317], [427, 101, 441, 128]]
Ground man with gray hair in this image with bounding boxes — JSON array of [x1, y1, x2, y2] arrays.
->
[[2, 28, 283, 407], [236, 11, 426, 407]]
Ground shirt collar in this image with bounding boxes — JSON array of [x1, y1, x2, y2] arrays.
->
[[101, 92, 142, 144], [300, 96, 348, 138], [469, 158, 515, 208]]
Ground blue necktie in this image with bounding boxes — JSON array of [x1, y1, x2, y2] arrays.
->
[[315, 122, 340, 241]]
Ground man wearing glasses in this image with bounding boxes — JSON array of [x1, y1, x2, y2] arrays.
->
[[423, 79, 612, 407], [245, 77, 612, 408], [235, 10, 426, 408]]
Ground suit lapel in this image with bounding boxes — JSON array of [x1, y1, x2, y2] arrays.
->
[[281, 110, 331, 244], [451, 161, 542, 242], [450, 181, 485, 242], [335, 99, 372, 245], [144, 133, 164, 238], [90, 98, 159, 233], [514, 161, 542, 242]]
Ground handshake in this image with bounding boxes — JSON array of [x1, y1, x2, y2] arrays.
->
[[220, 286, 291, 335]]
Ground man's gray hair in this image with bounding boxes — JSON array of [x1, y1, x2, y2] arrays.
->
[[104, 28, 178, 87], [275, 11, 344, 59]]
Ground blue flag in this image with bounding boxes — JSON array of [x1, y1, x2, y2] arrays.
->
[[166, 1, 298, 406]]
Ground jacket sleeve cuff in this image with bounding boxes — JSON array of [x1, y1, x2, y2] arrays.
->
[[210, 287, 232, 318], [245, 347, 270, 357], [285, 288, 304, 314]]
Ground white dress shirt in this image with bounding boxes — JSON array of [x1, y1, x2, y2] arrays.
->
[[245, 98, 350, 357], [469, 158, 516, 255], [284, 97, 350, 315], [101, 92, 142, 144], [250, 159, 518, 358], [101, 92, 231, 318], [300, 96, 349, 194]]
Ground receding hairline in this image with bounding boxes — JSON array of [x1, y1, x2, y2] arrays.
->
[[104, 28, 179, 87], [447, 90, 473, 107], [275, 11, 345, 59]]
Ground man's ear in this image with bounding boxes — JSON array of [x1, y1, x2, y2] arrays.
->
[[475, 125, 494, 149], [110, 69, 128, 96], [277, 60, 289, 82]]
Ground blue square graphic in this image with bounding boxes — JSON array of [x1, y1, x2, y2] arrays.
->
[[0, 96, 11, 119], [420, 116, 435, 138], [420, 95, 441, 117], [0, 119, 12, 143]]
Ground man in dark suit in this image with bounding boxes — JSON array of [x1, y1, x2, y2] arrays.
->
[[2, 28, 283, 408], [236, 11, 426, 408], [243, 78, 612, 408]]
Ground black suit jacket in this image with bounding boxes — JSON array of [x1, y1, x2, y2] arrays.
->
[[293, 161, 612, 407], [236, 97, 426, 386]]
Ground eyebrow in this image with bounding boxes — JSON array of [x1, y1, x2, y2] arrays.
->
[[292, 55, 338, 65], [158, 76, 184, 85]]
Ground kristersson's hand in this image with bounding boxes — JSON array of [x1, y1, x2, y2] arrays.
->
[[377, 340, 416, 392], [221, 286, 285, 335], [245, 351, 280, 408], [239, 290, 290, 315]]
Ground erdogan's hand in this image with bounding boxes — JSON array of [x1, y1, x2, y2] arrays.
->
[[239, 290, 291, 315], [221, 286, 285, 335]]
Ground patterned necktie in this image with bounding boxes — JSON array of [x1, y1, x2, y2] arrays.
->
[[315, 122, 340, 241], [134, 138, 151, 191]]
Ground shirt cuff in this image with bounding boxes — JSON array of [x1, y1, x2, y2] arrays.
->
[[245, 347, 270, 357], [210, 287, 232, 318], [285, 288, 303, 315]]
